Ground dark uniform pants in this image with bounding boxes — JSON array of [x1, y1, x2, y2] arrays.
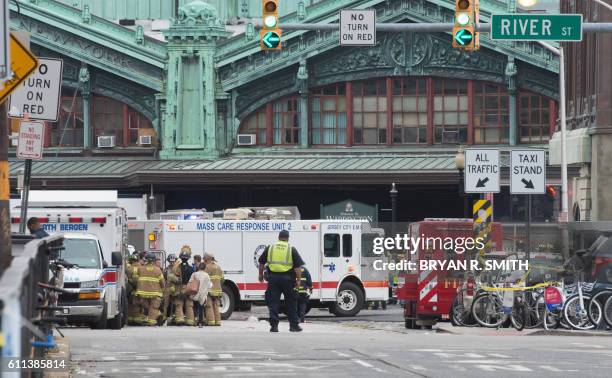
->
[[266, 273, 299, 328], [297, 293, 309, 321]]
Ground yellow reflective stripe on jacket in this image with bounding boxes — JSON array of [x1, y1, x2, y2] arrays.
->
[[135, 290, 162, 297], [139, 277, 161, 283], [209, 275, 223, 280]]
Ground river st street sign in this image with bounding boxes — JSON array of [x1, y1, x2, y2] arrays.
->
[[465, 149, 500, 194], [491, 14, 582, 41], [510, 150, 546, 195]]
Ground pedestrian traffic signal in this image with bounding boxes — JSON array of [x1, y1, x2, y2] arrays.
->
[[260, 0, 282, 51], [452, 0, 480, 51]]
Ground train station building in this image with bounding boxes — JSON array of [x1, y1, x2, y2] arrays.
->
[[7, 0, 568, 221]]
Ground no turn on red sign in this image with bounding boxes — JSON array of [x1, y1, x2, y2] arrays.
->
[[17, 120, 45, 160]]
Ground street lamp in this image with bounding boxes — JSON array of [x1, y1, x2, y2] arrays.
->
[[455, 149, 469, 218], [389, 183, 398, 226]]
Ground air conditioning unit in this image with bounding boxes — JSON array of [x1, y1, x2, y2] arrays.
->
[[97, 136, 116, 148], [237, 134, 256, 146], [441, 130, 459, 144], [139, 135, 152, 145]]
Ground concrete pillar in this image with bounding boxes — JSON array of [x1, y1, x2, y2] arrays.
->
[[82, 93, 91, 149], [505, 57, 518, 146], [78, 63, 92, 149], [297, 60, 309, 148]]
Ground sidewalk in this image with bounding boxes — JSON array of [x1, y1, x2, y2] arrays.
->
[[43, 335, 71, 378]]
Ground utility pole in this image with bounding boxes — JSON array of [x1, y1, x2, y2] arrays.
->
[[0, 100, 12, 276]]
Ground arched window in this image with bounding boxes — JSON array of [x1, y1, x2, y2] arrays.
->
[[49, 89, 154, 147], [238, 94, 301, 146], [433, 79, 468, 144], [519, 92, 555, 143], [240, 107, 267, 145], [353, 79, 387, 145], [473, 82, 509, 144], [311, 84, 347, 145]]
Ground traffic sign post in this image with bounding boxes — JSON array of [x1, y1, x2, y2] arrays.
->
[[339, 9, 376, 46], [464, 149, 500, 194], [491, 14, 583, 41], [510, 150, 546, 195], [0, 0, 9, 81], [9, 58, 63, 121], [0, 34, 38, 104], [16, 119, 45, 234]]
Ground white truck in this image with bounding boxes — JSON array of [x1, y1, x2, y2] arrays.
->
[[145, 219, 388, 319], [11, 191, 129, 329]]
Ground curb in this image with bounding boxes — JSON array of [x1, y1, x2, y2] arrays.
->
[[43, 335, 71, 378], [529, 329, 612, 337]]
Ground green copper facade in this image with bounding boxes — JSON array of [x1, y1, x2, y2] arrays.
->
[[10, 0, 560, 160]]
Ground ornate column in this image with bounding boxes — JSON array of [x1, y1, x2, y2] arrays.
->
[[505, 57, 518, 146], [161, 1, 230, 159], [297, 60, 309, 148], [78, 63, 92, 149]]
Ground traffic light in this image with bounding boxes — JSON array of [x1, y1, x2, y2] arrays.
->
[[452, 0, 480, 51], [260, 0, 282, 51]]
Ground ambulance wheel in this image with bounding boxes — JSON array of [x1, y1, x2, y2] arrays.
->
[[91, 304, 108, 329], [220, 285, 235, 320], [331, 282, 364, 317], [108, 292, 126, 329]]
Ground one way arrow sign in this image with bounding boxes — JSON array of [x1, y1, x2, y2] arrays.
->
[[511, 150, 546, 194]]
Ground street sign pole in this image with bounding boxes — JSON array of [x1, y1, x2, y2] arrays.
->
[[18, 158, 32, 234], [0, 0, 9, 81], [526, 194, 531, 262]]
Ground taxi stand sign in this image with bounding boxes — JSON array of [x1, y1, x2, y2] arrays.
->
[[510, 150, 546, 195], [464, 149, 500, 194]]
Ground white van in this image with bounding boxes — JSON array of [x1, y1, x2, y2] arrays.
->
[[11, 191, 128, 329]]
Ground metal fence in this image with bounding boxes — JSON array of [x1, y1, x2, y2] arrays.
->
[[0, 234, 64, 376]]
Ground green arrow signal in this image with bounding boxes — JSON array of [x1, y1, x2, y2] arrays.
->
[[454, 29, 473, 46], [262, 31, 281, 49]]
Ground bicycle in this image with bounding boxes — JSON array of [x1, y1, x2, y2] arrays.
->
[[561, 252, 602, 330]]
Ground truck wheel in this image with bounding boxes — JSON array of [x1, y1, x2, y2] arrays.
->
[[331, 282, 364, 317], [109, 291, 127, 329], [91, 303, 108, 329], [220, 285, 235, 320]]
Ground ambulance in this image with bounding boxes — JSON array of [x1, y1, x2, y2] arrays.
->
[[11, 191, 129, 329], [144, 219, 388, 319]]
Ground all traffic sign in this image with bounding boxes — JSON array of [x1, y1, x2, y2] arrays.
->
[[491, 14, 582, 41], [339, 9, 376, 46], [9, 58, 63, 121], [510, 150, 546, 195], [0, 34, 38, 103], [465, 149, 500, 194]]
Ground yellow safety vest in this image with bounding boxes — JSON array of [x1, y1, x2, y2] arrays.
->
[[267, 241, 293, 273]]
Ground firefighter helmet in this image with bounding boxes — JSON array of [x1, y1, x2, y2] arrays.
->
[[145, 252, 157, 262], [167, 253, 177, 263]]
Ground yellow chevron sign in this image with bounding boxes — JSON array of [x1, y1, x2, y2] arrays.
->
[[0, 34, 38, 104]]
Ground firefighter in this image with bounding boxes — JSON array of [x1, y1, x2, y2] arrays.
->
[[295, 265, 313, 323], [125, 252, 141, 325], [134, 252, 165, 326], [172, 245, 195, 326], [258, 230, 305, 332], [204, 252, 224, 326], [161, 254, 178, 324]]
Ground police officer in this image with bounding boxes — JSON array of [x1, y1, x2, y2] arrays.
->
[[258, 230, 305, 332], [204, 252, 224, 326], [161, 254, 178, 324], [172, 246, 195, 326], [134, 252, 165, 326], [125, 252, 141, 325], [295, 265, 313, 323]]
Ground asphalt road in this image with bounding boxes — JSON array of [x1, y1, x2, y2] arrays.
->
[[64, 307, 612, 378]]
